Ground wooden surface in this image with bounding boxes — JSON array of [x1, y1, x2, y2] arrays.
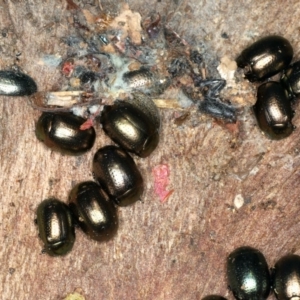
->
[[1, 1, 300, 299]]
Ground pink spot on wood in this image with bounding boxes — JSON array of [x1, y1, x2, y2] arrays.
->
[[152, 164, 174, 203], [61, 61, 74, 77], [80, 107, 102, 130], [80, 119, 94, 130]]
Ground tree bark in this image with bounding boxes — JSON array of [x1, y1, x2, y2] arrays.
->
[[1, 1, 300, 299]]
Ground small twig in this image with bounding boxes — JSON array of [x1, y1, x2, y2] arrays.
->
[[152, 98, 183, 109]]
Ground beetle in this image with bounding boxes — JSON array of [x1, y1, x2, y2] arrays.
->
[[35, 112, 96, 155], [100, 100, 160, 158], [122, 67, 171, 95], [36, 198, 75, 256], [272, 254, 300, 300], [0, 70, 37, 96], [281, 60, 300, 99], [92, 145, 144, 206], [236, 35, 293, 82], [227, 246, 271, 300], [253, 81, 294, 140], [68, 181, 118, 241], [202, 296, 227, 300]]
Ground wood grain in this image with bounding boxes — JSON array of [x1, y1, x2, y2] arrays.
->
[[1, 1, 300, 299]]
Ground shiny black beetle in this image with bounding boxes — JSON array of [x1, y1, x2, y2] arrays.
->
[[281, 60, 300, 98], [253, 82, 294, 140], [272, 254, 300, 300], [100, 100, 160, 158], [36, 198, 75, 256], [35, 112, 96, 155], [68, 181, 118, 241], [0, 70, 37, 96], [236, 35, 293, 82], [93, 145, 144, 207], [227, 246, 271, 300]]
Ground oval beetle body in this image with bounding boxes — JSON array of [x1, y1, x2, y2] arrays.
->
[[36, 198, 75, 256], [122, 67, 171, 95], [236, 35, 293, 82], [93, 145, 144, 206], [227, 246, 271, 300], [272, 254, 300, 300], [127, 94, 161, 130], [35, 112, 96, 155], [253, 82, 294, 140], [100, 101, 159, 158], [0, 70, 37, 96], [68, 181, 118, 241], [281, 60, 300, 98]]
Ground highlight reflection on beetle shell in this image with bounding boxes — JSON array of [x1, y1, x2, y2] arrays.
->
[[92, 145, 144, 206], [0, 70, 37, 96], [35, 112, 96, 155], [253, 82, 294, 140], [36, 198, 75, 256], [272, 254, 300, 300], [227, 246, 271, 300], [236, 35, 293, 82], [69, 181, 118, 241], [281, 60, 300, 98], [100, 101, 159, 158]]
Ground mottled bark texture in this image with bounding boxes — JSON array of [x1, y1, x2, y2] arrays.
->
[[1, 1, 300, 299]]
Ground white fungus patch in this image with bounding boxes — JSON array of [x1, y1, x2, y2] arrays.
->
[[217, 56, 237, 87], [233, 194, 244, 209], [177, 90, 194, 108], [71, 106, 87, 117]]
